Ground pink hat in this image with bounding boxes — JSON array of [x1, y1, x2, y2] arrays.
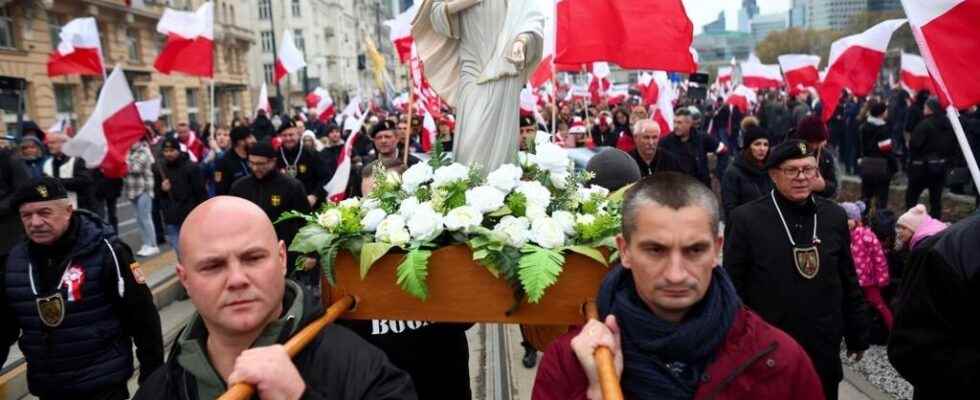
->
[[897, 204, 929, 232]]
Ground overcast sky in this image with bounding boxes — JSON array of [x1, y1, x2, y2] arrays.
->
[[683, 0, 791, 34]]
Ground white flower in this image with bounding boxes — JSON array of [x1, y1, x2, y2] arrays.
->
[[534, 142, 571, 175], [388, 229, 411, 245], [401, 162, 434, 193], [549, 171, 570, 188], [465, 186, 506, 213], [516, 180, 552, 209], [338, 198, 361, 209], [406, 202, 444, 241], [530, 217, 566, 249], [317, 209, 342, 230], [577, 185, 611, 202], [525, 204, 548, 222], [375, 214, 409, 245], [444, 206, 483, 232], [432, 163, 470, 188], [552, 210, 577, 236], [361, 198, 381, 210], [486, 164, 523, 192], [493, 216, 531, 248], [398, 196, 421, 217], [576, 213, 596, 226], [518, 151, 536, 166], [360, 208, 387, 232]]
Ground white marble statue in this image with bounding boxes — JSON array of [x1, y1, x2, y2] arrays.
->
[[412, 0, 546, 173]]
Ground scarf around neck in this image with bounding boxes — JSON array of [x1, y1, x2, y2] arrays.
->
[[597, 265, 741, 399]]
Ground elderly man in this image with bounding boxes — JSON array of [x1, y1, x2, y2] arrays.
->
[[532, 172, 822, 399], [133, 196, 416, 400], [724, 140, 870, 399], [1, 177, 163, 400], [629, 119, 680, 177]]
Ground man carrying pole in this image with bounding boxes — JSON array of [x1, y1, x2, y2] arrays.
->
[[132, 196, 416, 400]]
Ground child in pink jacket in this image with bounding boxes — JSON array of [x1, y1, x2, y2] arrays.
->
[[841, 201, 893, 330]]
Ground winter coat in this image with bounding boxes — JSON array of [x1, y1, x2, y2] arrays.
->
[[532, 307, 825, 400], [43, 154, 97, 213], [761, 101, 792, 144], [153, 154, 207, 226], [724, 192, 871, 388], [888, 214, 980, 399], [659, 132, 721, 186], [909, 114, 958, 164], [721, 154, 772, 219], [816, 149, 839, 199], [849, 226, 889, 288], [0, 148, 30, 256], [859, 119, 898, 174], [133, 280, 417, 400]]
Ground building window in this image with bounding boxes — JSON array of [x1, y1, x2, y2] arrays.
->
[[159, 86, 173, 126], [126, 28, 141, 63], [260, 31, 274, 53], [292, 0, 301, 17], [47, 13, 63, 50], [258, 0, 271, 20], [230, 5, 236, 24], [294, 29, 305, 53], [263, 63, 275, 84], [0, 8, 16, 49], [186, 88, 199, 124], [53, 84, 74, 114]]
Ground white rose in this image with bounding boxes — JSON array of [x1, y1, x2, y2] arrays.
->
[[516, 180, 552, 209], [577, 185, 611, 202], [552, 210, 577, 236], [388, 228, 411, 245], [549, 171, 570, 188], [338, 197, 361, 209], [398, 196, 421, 217], [317, 209, 342, 230], [525, 204, 548, 222], [432, 163, 470, 188], [486, 164, 523, 193], [530, 217, 566, 249], [465, 186, 506, 214], [401, 162, 434, 193], [361, 198, 381, 210], [576, 213, 596, 226], [518, 151, 536, 166], [360, 208, 387, 232], [375, 214, 406, 243], [534, 142, 571, 175], [444, 205, 483, 232], [406, 202, 444, 241], [493, 216, 531, 248]]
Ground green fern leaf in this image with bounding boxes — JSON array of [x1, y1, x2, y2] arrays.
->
[[396, 249, 432, 300], [517, 245, 565, 303]]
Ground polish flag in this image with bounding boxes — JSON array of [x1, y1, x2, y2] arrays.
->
[[62, 66, 146, 179], [741, 62, 783, 89], [420, 110, 437, 152], [819, 19, 907, 122], [256, 82, 271, 115], [154, 2, 213, 77], [725, 85, 758, 115], [384, 2, 418, 64], [324, 110, 369, 202], [520, 87, 539, 115], [47, 18, 104, 77], [305, 87, 336, 122], [607, 84, 630, 106], [716, 66, 733, 87], [778, 54, 821, 90], [901, 0, 980, 109], [900, 53, 938, 95], [275, 29, 306, 83], [650, 71, 675, 138], [637, 72, 659, 106]]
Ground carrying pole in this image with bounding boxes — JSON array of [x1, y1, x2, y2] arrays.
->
[[584, 302, 623, 400]]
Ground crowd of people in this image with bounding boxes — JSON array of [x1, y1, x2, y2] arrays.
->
[[1, 80, 979, 400]]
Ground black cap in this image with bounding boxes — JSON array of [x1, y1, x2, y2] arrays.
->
[[370, 119, 398, 138], [230, 126, 253, 144], [276, 117, 296, 135], [765, 139, 815, 170], [520, 115, 536, 128], [13, 176, 69, 209], [248, 141, 277, 158], [741, 126, 769, 150], [162, 137, 182, 151]]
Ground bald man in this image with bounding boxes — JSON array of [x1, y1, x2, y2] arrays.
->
[[133, 196, 416, 400]]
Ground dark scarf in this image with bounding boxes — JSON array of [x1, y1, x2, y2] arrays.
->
[[597, 265, 740, 399]]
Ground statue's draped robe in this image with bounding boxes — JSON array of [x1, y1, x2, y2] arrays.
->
[[413, 0, 545, 173]]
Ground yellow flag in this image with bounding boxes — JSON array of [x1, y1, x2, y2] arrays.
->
[[364, 34, 388, 91]]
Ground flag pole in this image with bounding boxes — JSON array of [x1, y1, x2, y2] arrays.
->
[[403, 65, 415, 166], [946, 106, 980, 192]]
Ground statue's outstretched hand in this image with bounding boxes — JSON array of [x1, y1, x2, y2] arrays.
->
[[506, 34, 529, 69]]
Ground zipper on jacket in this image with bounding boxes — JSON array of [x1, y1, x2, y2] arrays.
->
[[702, 341, 779, 400]]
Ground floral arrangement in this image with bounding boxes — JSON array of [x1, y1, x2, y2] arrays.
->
[[278, 140, 624, 305]]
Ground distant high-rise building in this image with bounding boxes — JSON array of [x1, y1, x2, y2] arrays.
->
[[788, 0, 809, 28], [867, 0, 902, 12], [743, 0, 760, 18], [751, 12, 789, 44], [738, 0, 759, 32], [703, 11, 727, 34], [810, 0, 867, 30]]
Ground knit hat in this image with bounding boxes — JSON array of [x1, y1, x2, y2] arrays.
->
[[795, 115, 828, 143], [840, 201, 866, 221], [898, 204, 929, 232], [740, 126, 769, 150], [586, 148, 642, 192]]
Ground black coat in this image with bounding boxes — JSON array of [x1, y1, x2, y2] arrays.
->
[[815, 149, 838, 199], [211, 149, 250, 196], [629, 149, 681, 178], [44, 154, 97, 213], [278, 144, 329, 204], [888, 214, 980, 399], [229, 170, 310, 245], [720, 154, 771, 219], [724, 192, 870, 388], [0, 149, 29, 257], [909, 114, 958, 163], [658, 132, 720, 186], [154, 155, 207, 226], [860, 120, 899, 174]]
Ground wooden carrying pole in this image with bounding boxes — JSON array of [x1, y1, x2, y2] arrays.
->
[[584, 302, 623, 400], [217, 295, 356, 400]]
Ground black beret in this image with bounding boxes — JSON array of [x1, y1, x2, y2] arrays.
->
[[162, 137, 182, 151], [230, 126, 253, 144], [765, 139, 815, 170], [276, 117, 296, 134], [741, 126, 769, 150], [13, 176, 69, 209], [248, 141, 277, 158], [370, 119, 398, 138], [520, 115, 536, 128]]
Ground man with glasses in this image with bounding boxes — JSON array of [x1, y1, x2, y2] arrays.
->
[[723, 139, 871, 400]]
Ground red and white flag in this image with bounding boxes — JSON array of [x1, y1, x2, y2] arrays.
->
[[256, 82, 271, 115], [649, 71, 675, 138], [520, 87, 539, 115], [716, 66, 733, 88], [778, 54, 821, 90], [607, 84, 630, 106], [637, 72, 659, 106], [725, 85, 758, 114], [62, 66, 146, 179], [305, 87, 336, 122], [324, 111, 369, 202], [420, 110, 437, 152], [556, 0, 696, 72], [819, 19, 907, 122], [47, 17, 104, 77], [901, 0, 980, 109], [900, 53, 938, 95], [384, 2, 418, 64], [154, 2, 213, 77], [741, 62, 783, 90], [275, 29, 306, 83]]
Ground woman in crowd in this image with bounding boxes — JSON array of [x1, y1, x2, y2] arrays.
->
[[721, 125, 771, 220]]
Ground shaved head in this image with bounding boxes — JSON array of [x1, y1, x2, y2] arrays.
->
[[177, 196, 288, 339]]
